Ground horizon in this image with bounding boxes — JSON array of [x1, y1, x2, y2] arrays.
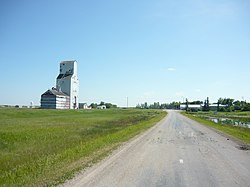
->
[[0, 96, 247, 108], [1, 0, 249, 107]]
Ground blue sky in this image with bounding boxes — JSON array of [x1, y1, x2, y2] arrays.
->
[[0, 0, 250, 107]]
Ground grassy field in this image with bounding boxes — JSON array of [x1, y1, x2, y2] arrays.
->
[[193, 111, 250, 121], [0, 108, 166, 186], [182, 112, 250, 145]]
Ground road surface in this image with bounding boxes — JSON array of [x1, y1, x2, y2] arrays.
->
[[63, 110, 250, 187]]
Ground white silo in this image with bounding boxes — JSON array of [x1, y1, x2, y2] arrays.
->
[[56, 60, 79, 109]]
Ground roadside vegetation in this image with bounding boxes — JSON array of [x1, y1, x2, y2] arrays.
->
[[136, 97, 250, 112], [0, 108, 166, 186], [182, 111, 250, 145]]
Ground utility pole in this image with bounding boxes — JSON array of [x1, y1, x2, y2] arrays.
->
[[186, 98, 188, 111], [127, 97, 128, 108]]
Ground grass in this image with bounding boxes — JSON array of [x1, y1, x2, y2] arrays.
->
[[0, 108, 166, 186], [194, 111, 250, 120], [182, 112, 250, 145]]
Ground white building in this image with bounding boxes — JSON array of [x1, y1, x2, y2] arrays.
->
[[56, 61, 79, 109], [41, 60, 79, 109], [79, 103, 91, 109], [180, 104, 201, 110], [180, 104, 186, 110], [207, 104, 227, 111], [97, 105, 106, 109], [41, 88, 70, 109]]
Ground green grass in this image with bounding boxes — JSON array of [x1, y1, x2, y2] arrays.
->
[[195, 111, 250, 119], [0, 108, 166, 186], [193, 111, 250, 124], [182, 112, 250, 145]]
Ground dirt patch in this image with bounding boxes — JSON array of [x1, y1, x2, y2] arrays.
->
[[237, 145, 250, 151]]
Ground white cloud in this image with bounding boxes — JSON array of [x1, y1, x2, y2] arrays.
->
[[167, 68, 176, 71]]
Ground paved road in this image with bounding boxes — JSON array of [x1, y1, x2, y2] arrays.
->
[[64, 110, 250, 187]]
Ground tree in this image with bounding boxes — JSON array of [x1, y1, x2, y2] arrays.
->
[[218, 98, 223, 104], [202, 97, 209, 111], [136, 104, 141, 108], [105, 103, 117, 108], [152, 102, 160, 109], [206, 97, 210, 110], [186, 99, 189, 111], [233, 100, 241, 110], [160, 103, 168, 109], [90, 103, 97, 109], [189, 100, 203, 105], [225, 98, 234, 106], [105, 103, 113, 109], [242, 103, 250, 111], [100, 101, 105, 106], [219, 98, 234, 106], [217, 98, 234, 111]]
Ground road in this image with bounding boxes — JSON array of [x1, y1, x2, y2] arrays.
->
[[63, 110, 250, 187]]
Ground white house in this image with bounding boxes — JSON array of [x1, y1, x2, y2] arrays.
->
[[97, 105, 106, 109]]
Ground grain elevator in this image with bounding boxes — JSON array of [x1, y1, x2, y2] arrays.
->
[[41, 60, 79, 109]]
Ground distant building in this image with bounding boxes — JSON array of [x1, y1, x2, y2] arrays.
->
[[180, 104, 187, 110], [41, 60, 79, 109], [79, 103, 91, 109], [41, 88, 70, 109], [180, 104, 202, 111], [208, 104, 227, 111], [79, 103, 87, 109], [97, 105, 106, 109]]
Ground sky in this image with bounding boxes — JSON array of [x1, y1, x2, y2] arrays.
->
[[0, 0, 250, 107]]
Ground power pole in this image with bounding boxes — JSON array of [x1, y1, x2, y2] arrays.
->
[[127, 97, 128, 108], [186, 98, 188, 111]]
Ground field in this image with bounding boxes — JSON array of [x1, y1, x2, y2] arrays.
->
[[0, 108, 166, 186], [182, 111, 250, 145], [193, 111, 250, 120]]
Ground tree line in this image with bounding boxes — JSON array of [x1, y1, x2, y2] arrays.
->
[[216, 98, 250, 112], [136, 102, 180, 110], [90, 101, 117, 109], [136, 97, 250, 112]]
